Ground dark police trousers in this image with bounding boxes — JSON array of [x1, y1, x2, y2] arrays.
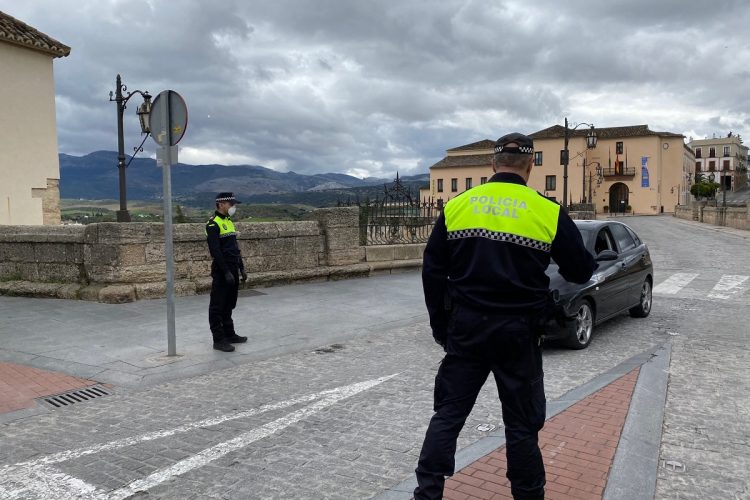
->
[[208, 262, 240, 342], [415, 313, 546, 500]]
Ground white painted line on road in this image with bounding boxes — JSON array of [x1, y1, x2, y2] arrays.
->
[[14, 379, 372, 468], [0, 374, 397, 500], [653, 273, 698, 294], [108, 374, 396, 499], [707, 275, 749, 300]]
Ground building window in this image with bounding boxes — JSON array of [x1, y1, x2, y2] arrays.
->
[[534, 151, 543, 166], [616, 142, 623, 155], [709, 161, 716, 172], [695, 161, 701, 173], [723, 160, 731, 170], [724, 146, 730, 157], [545, 175, 556, 191], [437, 179, 443, 192], [451, 178, 458, 192], [695, 147, 702, 158], [465, 177, 473, 190], [709, 147, 716, 158], [480, 176, 488, 184]]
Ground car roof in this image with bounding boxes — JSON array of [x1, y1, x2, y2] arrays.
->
[[573, 219, 611, 229]]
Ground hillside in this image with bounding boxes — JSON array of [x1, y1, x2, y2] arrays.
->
[[59, 151, 428, 207]]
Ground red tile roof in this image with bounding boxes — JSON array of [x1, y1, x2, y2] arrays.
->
[[447, 139, 495, 152], [529, 124, 683, 140], [0, 10, 70, 58]]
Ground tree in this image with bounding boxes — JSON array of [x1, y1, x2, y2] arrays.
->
[[690, 181, 720, 199], [174, 204, 188, 223]]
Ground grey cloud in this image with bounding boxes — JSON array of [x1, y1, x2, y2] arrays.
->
[[2, 0, 750, 177]]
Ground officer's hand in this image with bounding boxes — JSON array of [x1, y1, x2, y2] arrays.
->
[[224, 271, 235, 286], [240, 269, 248, 283]]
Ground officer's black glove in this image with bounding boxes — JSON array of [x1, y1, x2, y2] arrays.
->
[[224, 271, 235, 286], [240, 269, 248, 283]]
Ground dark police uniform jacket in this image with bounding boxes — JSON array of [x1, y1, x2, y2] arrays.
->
[[423, 172, 596, 353], [206, 211, 244, 274]]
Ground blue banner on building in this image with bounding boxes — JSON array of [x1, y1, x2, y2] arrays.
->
[[641, 156, 649, 187]]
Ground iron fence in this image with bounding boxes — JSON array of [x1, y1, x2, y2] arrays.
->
[[337, 175, 441, 245]]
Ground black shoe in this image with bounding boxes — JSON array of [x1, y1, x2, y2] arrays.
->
[[213, 341, 235, 352], [227, 335, 247, 343]]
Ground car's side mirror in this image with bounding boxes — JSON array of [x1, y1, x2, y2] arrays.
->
[[596, 249, 618, 261]]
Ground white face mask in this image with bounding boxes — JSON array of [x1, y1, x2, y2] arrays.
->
[[227, 206, 237, 216]]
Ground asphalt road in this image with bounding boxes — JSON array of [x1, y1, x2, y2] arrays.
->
[[0, 215, 747, 499]]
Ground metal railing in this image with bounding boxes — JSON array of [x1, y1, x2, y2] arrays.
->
[[338, 175, 441, 245]]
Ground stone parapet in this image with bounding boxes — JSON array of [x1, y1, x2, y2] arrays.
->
[[0, 208, 424, 303], [674, 203, 750, 231]]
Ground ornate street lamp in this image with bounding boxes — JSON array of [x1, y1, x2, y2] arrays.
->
[[584, 161, 602, 205], [560, 118, 597, 210], [109, 74, 152, 222]]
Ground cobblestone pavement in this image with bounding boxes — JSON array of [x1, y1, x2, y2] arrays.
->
[[0, 215, 747, 499], [0, 289, 666, 498], [617, 216, 750, 500]]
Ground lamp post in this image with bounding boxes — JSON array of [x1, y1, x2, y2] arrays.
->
[[110, 74, 152, 222], [585, 161, 602, 206], [722, 164, 729, 208], [561, 117, 597, 210]]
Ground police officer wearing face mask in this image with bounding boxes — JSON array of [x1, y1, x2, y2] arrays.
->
[[414, 133, 597, 500], [206, 192, 248, 352]]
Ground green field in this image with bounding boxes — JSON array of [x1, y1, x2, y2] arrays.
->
[[61, 200, 317, 224]]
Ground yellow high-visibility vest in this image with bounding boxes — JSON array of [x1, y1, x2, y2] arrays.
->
[[443, 182, 559, 252], [206, 214, 237, 237]]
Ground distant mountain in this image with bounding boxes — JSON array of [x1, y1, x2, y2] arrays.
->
[[59, 151, 429, 207]]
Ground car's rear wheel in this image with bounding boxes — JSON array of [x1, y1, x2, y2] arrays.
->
[[629, 279, 652, 318], [564, 299, 594, 349]]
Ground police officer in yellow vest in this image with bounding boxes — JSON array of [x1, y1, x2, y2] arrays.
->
[[206, 192, 248, 352], [414, 133, 596, 500]]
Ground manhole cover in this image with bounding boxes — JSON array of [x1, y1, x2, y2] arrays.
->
[[476, 423, 496, 432], [39, 385, 112, 409], [660, 459, 686, 473]]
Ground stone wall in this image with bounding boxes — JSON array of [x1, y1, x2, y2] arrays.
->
[[0, 207, 424, 303], [674, 203, 750, 231]]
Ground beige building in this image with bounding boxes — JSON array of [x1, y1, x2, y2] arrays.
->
[[427, 125, 693, 215], [0, 10, 70, 225], [687, 134, 748, 193]]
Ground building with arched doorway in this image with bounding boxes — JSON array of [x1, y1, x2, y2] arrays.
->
[[426, 125, 694, 215]]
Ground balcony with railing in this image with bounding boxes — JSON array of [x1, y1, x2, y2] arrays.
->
[[602, 165, 636, 177]]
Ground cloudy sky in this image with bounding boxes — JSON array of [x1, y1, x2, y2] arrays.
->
[[3, 0, 749, 178]]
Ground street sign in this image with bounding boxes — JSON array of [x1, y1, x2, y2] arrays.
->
[[150, 90, 188, 146], [150, 89, 188, 357]]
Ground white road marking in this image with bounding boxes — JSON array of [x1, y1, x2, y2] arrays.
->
[[707, 275, 749, 300], [653, 273, 699, 294], [0, 374, 397, 500]]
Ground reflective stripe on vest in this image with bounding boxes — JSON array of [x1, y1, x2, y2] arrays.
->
[[207, 214, 237, 238], [443, 182, 559, 252]]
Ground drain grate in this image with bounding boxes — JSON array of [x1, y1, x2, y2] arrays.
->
[[40, 385, 112, 409]]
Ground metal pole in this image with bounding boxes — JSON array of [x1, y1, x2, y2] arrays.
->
[[582, 157, 586, 203], [160, 92, 177, 356], [563, 117, 569, 210], [115, 75, 131, 222]]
